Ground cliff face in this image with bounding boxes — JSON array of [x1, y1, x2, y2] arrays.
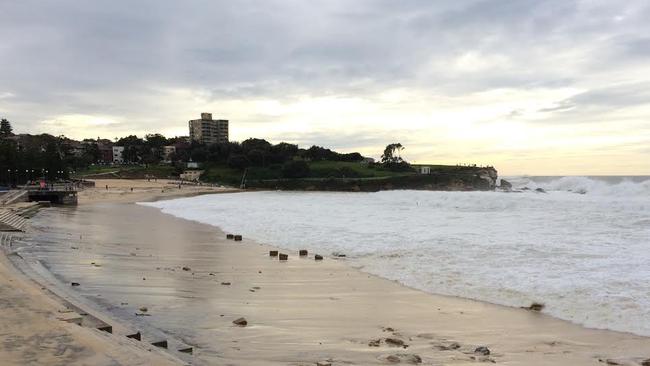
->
[[475, 167, 499, 190], [246, 166, 499, 192]]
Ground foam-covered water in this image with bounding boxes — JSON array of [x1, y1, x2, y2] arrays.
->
[[142, 176, 650, 335]]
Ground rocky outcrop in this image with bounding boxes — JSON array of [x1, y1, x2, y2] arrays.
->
[[499, 179, 513, 191], [476, 168, 498, 190], [246, 166, 499, 192]]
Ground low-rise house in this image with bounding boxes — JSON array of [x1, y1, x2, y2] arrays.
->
[[180, 170, 203, 181], [68, 141, 85, 157], [98, 146, 113, 163]]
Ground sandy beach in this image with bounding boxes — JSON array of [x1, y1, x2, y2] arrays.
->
[[77, 178, 241, 204], [0, 179, 235, 365], [2, 180, 650, 365]]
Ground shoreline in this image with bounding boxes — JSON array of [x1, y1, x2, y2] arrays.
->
[[0, 179, 237, 365], [3, 179, 650, 365], [0, 234, 184, 365]]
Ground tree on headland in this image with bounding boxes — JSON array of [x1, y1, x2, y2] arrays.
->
[[0, 118, 13, 137], [380, 143, 414, 172], [381, 143, 404, 164]]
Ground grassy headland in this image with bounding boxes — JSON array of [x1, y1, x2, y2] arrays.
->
[[74, 161, 497, 192]]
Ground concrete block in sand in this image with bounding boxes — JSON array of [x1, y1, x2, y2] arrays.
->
[[315, 254, 323, 261], [234, 235, 242, 241], [178, 347, 193, 354], [151, 340, 168, 349], [279, 253, 288, 261], [126, 332, 141, 341], [226, 234, 234, 239], [97, 325, 112, 334], [269, 250, 278, 257], [299, 249, 308, 256]]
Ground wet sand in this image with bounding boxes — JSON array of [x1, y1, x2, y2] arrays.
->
[[0, 179, 234, 366], [11, 191, 650, 366], [0, 234, 183, 365]]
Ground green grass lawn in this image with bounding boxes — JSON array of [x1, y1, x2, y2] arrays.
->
[[73, 161, 455, 186], [307, 161, 412, 178], [200, 164, 244, 186]]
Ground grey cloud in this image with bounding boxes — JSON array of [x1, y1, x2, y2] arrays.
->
[[538, 100, 575, 113], [551, 83, 650, 113], [622, 37, 650, 57], [1, 0, 650, 139]]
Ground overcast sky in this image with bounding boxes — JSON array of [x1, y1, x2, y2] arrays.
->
[[1, 0, 649, 175]]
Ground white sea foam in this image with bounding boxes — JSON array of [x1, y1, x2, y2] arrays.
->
[[506, 175, 650, 197], [141, 176, 650, 335]]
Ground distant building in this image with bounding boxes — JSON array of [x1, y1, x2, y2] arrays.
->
[[188, 113, 228, 145], [82, 138, 114, 164], [112, 146, 124, 163], [416, 166, 431, 174], [180, 169, 203, 181], [98, 147, 113, 163]]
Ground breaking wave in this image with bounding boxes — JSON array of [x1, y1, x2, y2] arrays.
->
[[142, 185, 650, 336], [506, 176, 650, 197]]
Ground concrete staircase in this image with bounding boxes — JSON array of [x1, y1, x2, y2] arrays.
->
[[0, 232, 16, 248], [0, 190, 27, 206], [0, 209, 27, 232]]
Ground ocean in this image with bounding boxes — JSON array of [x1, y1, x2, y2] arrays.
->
[[141, 176, 650, 336]]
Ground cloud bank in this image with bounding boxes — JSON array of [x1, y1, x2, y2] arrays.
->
[[1, 0, 649, 174]]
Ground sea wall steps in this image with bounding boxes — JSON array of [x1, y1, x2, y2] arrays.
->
[[0, 209, 27, 232], [0, 232, 16, 248]]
